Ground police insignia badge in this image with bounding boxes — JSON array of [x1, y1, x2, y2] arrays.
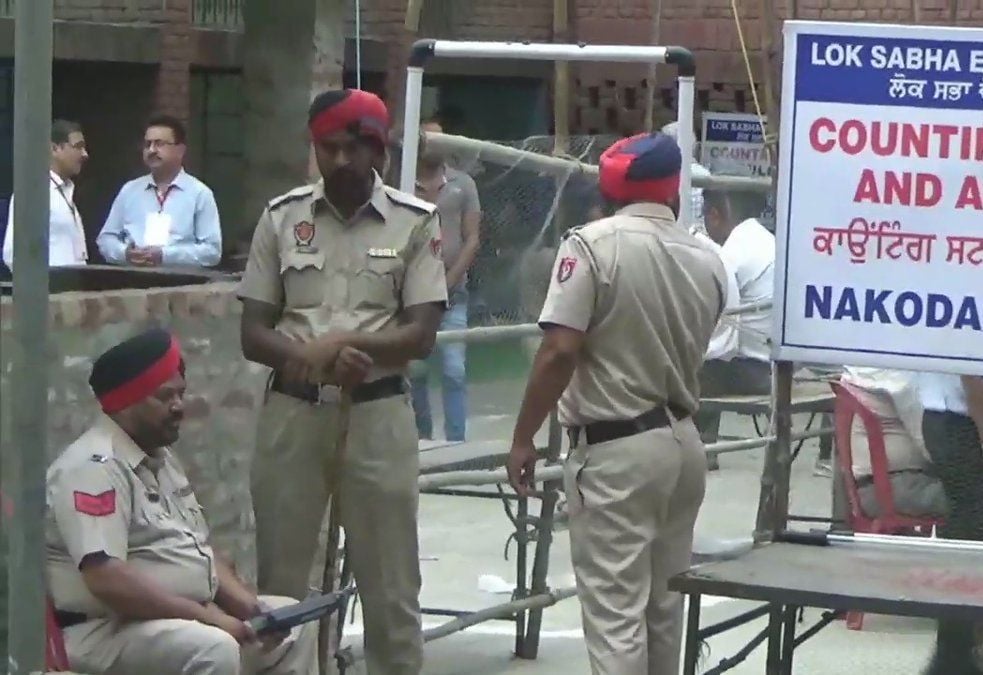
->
[[429, 237, 442, 258], [557, 257, 577, 283], [294, 221, 315, 249]]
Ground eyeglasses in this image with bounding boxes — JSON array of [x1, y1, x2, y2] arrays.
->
[[143, 140, 177, 150]]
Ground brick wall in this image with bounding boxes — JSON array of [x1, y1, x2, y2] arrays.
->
[[0, 283, 267, 581], [572, 0, 982, 133], [155, 0, 193, 120], [45, 0, 193, 122], [349, 0, 554, 115]]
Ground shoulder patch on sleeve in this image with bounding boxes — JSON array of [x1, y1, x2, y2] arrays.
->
[[269, 185, 315, 212], [73, 489, 116, 517], [383, 186, 437, 215]]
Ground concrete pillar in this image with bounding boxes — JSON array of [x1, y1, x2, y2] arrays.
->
[[239, 0, 344, 250]]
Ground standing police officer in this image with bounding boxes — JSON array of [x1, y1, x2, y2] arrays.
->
[[238, 89, 448, 675], [508, 132, 727, 674]]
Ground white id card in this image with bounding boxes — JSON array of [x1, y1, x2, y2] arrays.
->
[[143, 212, 172, 247]]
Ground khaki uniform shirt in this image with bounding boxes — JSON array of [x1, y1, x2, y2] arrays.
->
[[238, 174, 448, 381], [46, 415, 217, 616], [539, 202, 727, 427]]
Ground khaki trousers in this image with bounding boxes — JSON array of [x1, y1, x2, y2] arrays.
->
[[564, 415, 707, 675], [251, 391, 422, 675], [64, 595, 318, 675]]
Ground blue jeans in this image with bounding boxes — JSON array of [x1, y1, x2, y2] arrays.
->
[[411, 288, 468, 441]]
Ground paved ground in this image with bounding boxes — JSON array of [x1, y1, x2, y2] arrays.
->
[[338, 375, 937, 674]]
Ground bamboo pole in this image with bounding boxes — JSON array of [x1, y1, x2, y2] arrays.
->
[[418, 428, 834, 491], [335, 587, 578, 667], [950, 0, 959, 24], [751, 0, 794, 543], [911, 0, 921, 23], [552, 0, 570, 155], [422, 131, 773, 191], [643, 0, 664, 132], [405, 0, 425, 31]]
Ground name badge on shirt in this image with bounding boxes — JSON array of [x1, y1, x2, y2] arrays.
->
[[368, 248, 398, 258], [143, 212, 172, 247]]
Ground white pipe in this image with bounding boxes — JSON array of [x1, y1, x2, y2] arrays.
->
[[400, 66, 425, 193], [676, 75, 696, 228], [432, 41, 670, 64]]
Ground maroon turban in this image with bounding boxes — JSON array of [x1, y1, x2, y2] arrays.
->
[[308, 89, 390, 145]]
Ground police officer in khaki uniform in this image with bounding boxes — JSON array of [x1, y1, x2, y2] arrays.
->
[[508, 132, 727, 674], [238, 89, 447, 675], [46, 328, 318, 674]]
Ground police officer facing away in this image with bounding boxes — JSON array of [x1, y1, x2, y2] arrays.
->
[[238, 89, 448, 675], [508, 132, 727, 674], [45, 329, 317, 674]]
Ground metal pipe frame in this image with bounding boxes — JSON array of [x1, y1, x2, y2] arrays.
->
[[400, 39, 698, 227]]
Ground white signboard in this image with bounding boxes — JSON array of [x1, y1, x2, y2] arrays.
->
[[773, 21, 983, 376], [700, 111, 771, 178]]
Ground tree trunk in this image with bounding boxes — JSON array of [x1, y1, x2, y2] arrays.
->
[[240, 0, 345, 254]]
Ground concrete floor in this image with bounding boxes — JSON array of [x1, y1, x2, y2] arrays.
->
[[337, 377, 937, 674]]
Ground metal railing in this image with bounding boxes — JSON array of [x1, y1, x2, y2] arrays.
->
[[192, 0, 242, 31]]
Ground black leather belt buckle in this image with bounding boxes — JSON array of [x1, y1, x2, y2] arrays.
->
[[270, 373, 406, 405]]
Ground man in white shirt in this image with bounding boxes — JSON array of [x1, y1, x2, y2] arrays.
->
[[661, 121, 712, 233], [695, 188, 773, 466], [2, 119, 90, 270], [917, 371, 983, 674]]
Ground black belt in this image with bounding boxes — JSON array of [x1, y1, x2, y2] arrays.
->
[[270, 373, 406, 405], [55, 609, 89, 629], [569, 403, 691, 446]]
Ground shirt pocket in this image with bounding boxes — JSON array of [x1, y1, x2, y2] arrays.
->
[[351, 255, 403, 310], [281, 252, 326, 309]]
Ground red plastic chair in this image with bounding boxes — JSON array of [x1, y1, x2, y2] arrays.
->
[[1, 489, 71, 671], [831, 381, 944, 630]]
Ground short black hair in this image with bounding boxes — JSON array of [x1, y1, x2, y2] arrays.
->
[[145, 114, 187, 145], [51, 119, 82, 145], [703, 188, 767, 223]]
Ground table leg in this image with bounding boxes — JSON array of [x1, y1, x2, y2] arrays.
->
[[682, 594, 702, 675], [766, 604, 784, 675], [780, 605, 798, 674]]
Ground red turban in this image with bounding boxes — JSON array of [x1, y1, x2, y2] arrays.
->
[[89, 328, 183, 413], [598, 131, 682, 204], [308, 89, 390, 145]]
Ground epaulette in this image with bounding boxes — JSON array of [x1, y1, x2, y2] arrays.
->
[[383, 185, 436, 215], [561, 225, 585, 241], [268, 185, 315, 212]]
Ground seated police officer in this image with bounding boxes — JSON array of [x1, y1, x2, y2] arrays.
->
[[45, 328, 317, 675]]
